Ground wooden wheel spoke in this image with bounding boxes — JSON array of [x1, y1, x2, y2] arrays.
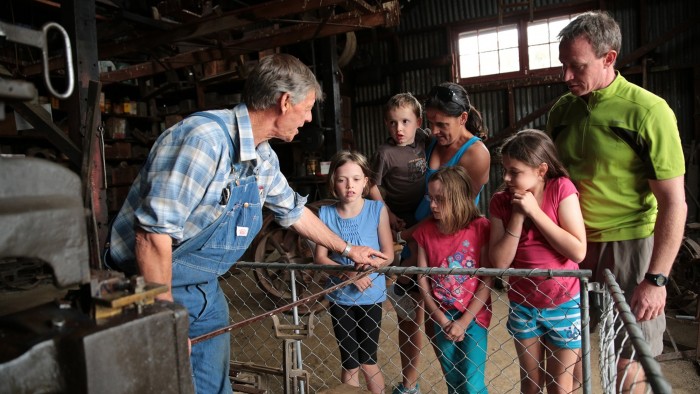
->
[[251, 201, 337, 314]]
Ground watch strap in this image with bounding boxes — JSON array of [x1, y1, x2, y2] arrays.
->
[[644, 272, 668, 286], [341, 242, 353, 257]]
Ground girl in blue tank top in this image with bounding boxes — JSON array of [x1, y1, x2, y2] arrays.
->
[[314, 151, 394, 393]]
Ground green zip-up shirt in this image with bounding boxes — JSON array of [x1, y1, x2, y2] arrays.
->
[[546, 73, 684, 242]]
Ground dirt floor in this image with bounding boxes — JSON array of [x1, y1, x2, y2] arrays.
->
[[223, 271, 700, 394]]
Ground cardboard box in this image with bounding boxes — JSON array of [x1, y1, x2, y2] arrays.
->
[[164, 115, 183, 130], [104, 141, 132, 159], [110, 163, 140, 186]]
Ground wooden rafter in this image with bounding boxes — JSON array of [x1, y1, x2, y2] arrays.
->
[[100, 1, 400, 83], [98, 0, 352, 59], [346, 0, 377, 14]]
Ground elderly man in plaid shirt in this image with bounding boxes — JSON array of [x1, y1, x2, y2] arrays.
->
[[107, 54, 388, 394]]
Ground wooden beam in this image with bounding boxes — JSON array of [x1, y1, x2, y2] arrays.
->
[[62, 0, 100, 144], [20, 0, 351, 76], [10, 101, 82, 168], [617, 16, 700, 69], [98, 0, 351, 59], [347, 0, 377, 14], [485, 97, 558, 149], [81, 80, 107, 269], [100, 1, 400, 83]]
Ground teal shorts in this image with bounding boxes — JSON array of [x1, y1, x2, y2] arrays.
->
[[507, 295, 582, 349]]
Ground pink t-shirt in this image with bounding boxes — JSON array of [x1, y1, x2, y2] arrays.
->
[[489, 177, 580, 308], [414, 216, 492, 329]]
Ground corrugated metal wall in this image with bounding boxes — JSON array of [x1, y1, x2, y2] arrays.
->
[[349, 0, 698, 217]]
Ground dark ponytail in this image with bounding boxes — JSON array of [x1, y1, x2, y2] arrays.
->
[[466, 105, 487, 140]]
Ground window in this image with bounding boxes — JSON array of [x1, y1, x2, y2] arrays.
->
[[527, 15, 580, 70], [458, 24, 519, 78], [456, 13, 582, 80]]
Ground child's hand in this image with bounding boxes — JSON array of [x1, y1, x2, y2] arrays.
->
[[511, 190, 539, 217], [443, 320, 466, 342], [353, 276, 373, 292]]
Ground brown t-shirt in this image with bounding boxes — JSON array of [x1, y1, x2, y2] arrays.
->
[[371, 129, 429, 226]]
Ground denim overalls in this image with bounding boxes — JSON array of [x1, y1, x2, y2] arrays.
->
[[170, 112, 262, 394]]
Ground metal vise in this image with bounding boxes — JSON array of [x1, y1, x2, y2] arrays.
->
[[0, 157, 194, 393]]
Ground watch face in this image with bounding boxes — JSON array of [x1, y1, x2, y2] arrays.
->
[[646, 273, 668, 286]]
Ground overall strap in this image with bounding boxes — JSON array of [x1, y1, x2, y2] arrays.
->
[[191, 111, 238, 163]]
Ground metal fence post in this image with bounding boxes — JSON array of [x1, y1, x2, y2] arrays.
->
[[580, 276, 592, 394]]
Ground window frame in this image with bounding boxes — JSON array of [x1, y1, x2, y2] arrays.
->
[[456, 23, 522, 79], [451, 7, 590, 85]]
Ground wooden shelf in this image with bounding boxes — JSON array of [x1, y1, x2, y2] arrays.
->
[[102, 113, 160, 122]]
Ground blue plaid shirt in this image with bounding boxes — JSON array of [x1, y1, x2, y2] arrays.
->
[[109, 104, 307, 266]]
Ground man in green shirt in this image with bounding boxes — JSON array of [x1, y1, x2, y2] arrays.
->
[[547, 11, 687, 392]]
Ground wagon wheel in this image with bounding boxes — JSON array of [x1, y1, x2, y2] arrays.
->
[[667, 236, 700, 314], [253, 227, 329, 314]]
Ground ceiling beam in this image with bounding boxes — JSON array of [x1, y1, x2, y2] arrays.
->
[[98, 0, 351, 59], [100, 1, 400, 83], [346, 0, 377, 14], [20, 0, 352, 76], [616, 15, 700, 69]]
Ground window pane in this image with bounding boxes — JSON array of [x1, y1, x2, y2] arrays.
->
[[479, 29, 498, 52], [459, 54, 480, 78], [456, 23, 519, 78], [499, 27, 519, 48], [480, 51, 499, 75], [500, 47, 520, 72], [459, 33, 478, 55], [549, 43, 561, 67], [527, 21, 549, 45], [549, 17, 572, 41], [529, 44, 550, 69]]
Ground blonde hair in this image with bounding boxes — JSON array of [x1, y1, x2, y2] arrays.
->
[[428, 166, 480, 234], [326, 151, 374, 198], [384, 92, 422, 120]]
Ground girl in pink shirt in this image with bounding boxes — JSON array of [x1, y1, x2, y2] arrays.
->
[[489, 129, 586, 394], [414, 166, 492, 393]]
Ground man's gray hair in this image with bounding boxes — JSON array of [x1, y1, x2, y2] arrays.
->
[[558, 11, 622, 58], [243, 54, 324, 110]]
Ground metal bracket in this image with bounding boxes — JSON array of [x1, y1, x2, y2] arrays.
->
[[90, 271, 168, 320], [271, 310, 316, 340]]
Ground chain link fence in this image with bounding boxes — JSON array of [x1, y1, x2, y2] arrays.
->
[[595, 269, 673, 393], [211, 260, 676, 394], [214, 260, 598, 393]]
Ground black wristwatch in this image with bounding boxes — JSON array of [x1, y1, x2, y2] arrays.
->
[[644, 272, 669, 287]]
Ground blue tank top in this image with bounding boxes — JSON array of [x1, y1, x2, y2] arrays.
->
[[415, 136, 484, 221], [319, 199, 387, 306]]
